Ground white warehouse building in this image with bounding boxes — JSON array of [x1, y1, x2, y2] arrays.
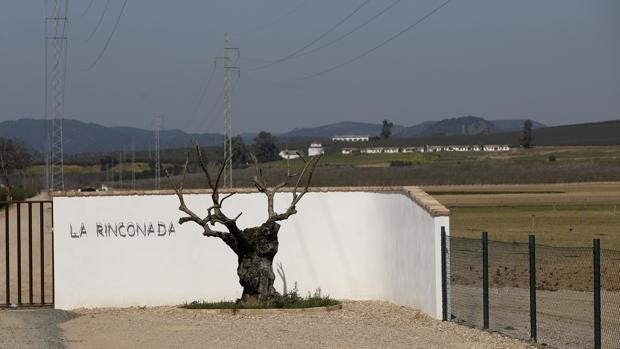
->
[[332, 134, 370, 142]]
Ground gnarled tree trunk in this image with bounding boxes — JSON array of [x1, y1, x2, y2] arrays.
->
[[235, 223, 280, 302]]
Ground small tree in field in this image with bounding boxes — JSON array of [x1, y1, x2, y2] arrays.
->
[[381, 119, 393, 139], [254, 131, 279, 162], [518, 120, 533, 148], [165, 145, 321, 304]]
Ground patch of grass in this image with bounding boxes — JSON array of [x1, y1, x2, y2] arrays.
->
[[450, 204, 620, 249], [180, 289, 340, 310]]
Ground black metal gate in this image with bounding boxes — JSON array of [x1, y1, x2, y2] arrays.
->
[[1, 200, 54, 308]]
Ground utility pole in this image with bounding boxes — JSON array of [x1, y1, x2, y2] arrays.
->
[[152, 115, 163, 190], [215, 34, 240, 188], [45, 0, 69, 192], [131, 136, 135, 190], [119, 151, 123, 187]]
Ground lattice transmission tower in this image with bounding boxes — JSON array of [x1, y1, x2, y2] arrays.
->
[[215, 35, 240, 188], [45, 0, 69, 192]]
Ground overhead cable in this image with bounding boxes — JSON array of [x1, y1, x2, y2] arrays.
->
[[83, 0, 129, 70], [82, 0, 112, 44], [244, 0, 372, 73], [80, 0, 96, 18], [294, 0, 452, 80], [192, 63, 217, 114], [286, 0, 403, 61], [239, 0, 311, 36]]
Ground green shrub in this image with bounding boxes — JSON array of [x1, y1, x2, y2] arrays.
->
[[180, 288, 340, 310], [0, 186, 37, 208]]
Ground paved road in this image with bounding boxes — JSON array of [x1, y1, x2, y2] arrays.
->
[[0, 308, 77, 349]]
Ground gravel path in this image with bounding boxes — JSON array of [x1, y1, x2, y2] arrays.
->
[[53, 301, 533, 349], [0, 308, 77, 349]]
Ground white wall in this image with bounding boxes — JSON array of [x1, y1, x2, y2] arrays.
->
[[53, 191, 449, 318]]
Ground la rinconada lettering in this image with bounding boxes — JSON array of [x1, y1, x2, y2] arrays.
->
[[69, 222, 176, 239]]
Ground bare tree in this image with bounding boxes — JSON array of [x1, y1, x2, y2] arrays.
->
[[165, 144, 321, 304], [0, 138, 33, 202]]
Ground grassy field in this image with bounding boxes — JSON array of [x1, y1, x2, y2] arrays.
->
[[15, 145, 617, 190], [425, 182, 620, 250]]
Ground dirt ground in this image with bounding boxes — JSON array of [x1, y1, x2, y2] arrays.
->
[[449, 237, 620, 349], [451, 285, 620, 349], [423, 182, 620, 207], [450, 237, 620, 292], [0, 301, 534, 349]]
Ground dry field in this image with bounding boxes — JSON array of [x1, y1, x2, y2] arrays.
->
[[425, 182, 620, 249]]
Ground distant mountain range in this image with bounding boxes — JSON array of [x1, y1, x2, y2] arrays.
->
[[0, 116, 545, 154], [276, 116, 545, 139], [0, 118, 222, 154]]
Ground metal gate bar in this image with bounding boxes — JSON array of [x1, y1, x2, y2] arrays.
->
[[1, 200, 53, 308]]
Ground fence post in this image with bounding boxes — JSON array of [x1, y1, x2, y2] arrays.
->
[[39, 202, 45, 304], [529, 235, 537, 342], [441, 226, 448, 321], [28, 202, 33, 305], [482, 231, 489, 329], [4, 204, 9, 306], [17, 203, 22, 305], [593, 239, 601, 349]]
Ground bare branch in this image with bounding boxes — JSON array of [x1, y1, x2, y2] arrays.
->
[[296, 151, 307, 164], [213, 153, 231, 191], [163, 152, 231, 238], [250, 153, 267, 192], [220, 192, 237, 206], [193, 141, 214, 190], [266, 154, 322, 223]]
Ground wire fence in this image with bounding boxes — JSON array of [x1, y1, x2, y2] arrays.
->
[[444, 231, 620, 349], [601, 248, 620, 348]]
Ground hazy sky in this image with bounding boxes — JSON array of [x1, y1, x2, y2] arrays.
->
[[1, 0, 618, 134]]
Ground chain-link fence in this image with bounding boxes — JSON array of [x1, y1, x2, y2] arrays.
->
[[602, 248, 620, 348], [487, 239, 530, 341], [443, 231, 620, 349], [536, 245, 594, 348], [449, 236, 483, 328]]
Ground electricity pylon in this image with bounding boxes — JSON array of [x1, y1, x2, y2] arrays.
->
[[215, 35, 240, 188], [45, 0, 69, 192]]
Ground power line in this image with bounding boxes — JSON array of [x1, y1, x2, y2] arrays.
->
[[196, 72, 239, 134], [81, 0, 111, 44], [294, 0, 452, 81], [83, 0, 129, 71], [244, 0, 372, 73], [238, 0, 311, 37], [192, 63, 217, 114], [80, 0, 96, 18], [182, 59, 217, 132], [288, 0, 402, 60]]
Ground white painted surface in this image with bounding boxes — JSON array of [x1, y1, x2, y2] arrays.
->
[[53, 191, 449, 318]]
